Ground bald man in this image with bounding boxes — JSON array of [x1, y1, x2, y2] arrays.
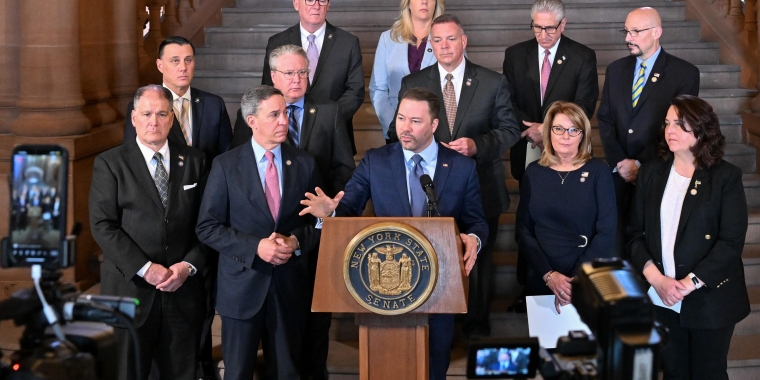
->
[[597, 7, 699, 254]]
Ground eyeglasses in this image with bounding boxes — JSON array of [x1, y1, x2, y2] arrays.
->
[[551, 125, 583, 137], [304, 0, 329, 5], [530, 19, 563, 35], [273, 69, 310, 80], [619, 27, 655, 37]]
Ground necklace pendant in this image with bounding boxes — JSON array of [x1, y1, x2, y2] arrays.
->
[[561, 179, 565, 185]]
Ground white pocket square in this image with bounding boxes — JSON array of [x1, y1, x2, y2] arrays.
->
[[183, 183, 197, 190]]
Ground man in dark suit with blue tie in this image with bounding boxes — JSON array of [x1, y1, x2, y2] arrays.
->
[[196, 85, 323, 380], [597, 7, 699, 253], [300, 87, 488, 380]]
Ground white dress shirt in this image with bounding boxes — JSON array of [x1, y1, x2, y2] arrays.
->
[[437, 58, 467, 105], [163, 84, 193, 143], [300, 22, 327, 55]]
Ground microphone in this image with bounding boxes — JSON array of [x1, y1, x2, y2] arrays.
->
[[419, 174, 440, 217]]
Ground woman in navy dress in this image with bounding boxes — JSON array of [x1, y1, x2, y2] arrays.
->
[[516, 101, 616, 312]]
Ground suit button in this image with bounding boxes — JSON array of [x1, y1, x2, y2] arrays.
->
[[705, 235, 711, 240], [164, 219, 168, 224], [628, 129, 633, 134], [164, 245, 168, 250]]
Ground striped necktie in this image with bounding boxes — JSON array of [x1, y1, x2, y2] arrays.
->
[[175, 98, 191, 145], [632, 62, 647, 108]]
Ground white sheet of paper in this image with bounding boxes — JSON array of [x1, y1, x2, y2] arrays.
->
[[647, 286, 681, 313], [525, 143, 541, 168], [526, 295, 592, 349]]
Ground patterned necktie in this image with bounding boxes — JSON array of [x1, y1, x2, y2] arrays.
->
[[287, 104, 300, 147], [540, 49, 551, 103], [632, 62, 647, 108], [152, 152, 169, 209], [443, 73, 457, 135], [409, 154, 427, 217], [307, 34, 319, 83], [264, 151, 280, 221], [175, 98, 191, 146]]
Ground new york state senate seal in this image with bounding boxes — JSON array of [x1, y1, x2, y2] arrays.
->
[[343, 222, 438, 315]]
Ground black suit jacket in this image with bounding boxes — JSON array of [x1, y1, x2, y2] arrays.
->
[[388, 59, 521, 218], [261, 22, 364, 154], [628, 159, 750, 329], [597, 49, 700, 167], [502, 36, 598, 181], [89, 140, 208, 328], [195, 143, 322, 320], [124, 87, 232, 162], [231, 98, 355, 197]]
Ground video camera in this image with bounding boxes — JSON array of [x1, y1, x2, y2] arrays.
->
[[0, 145, 140, 380], [467, 258, 664, 380]]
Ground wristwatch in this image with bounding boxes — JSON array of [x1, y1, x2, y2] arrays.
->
[[186, 263, 197, 276], [688, 272, 702, 289]]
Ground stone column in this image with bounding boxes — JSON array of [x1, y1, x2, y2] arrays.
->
[[108, 0, 141, 117], [11, 0, 90, 136], [80, 0, 117, 126], [0, 0, 20, 133]]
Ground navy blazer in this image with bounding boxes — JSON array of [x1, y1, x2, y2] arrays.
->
[[597, 49, 699, 167], [336, 142, 488, 243], [124, 87, 232, 162], [388, 59, 521, 218], [628, 159, 750, 329], [502, 36, 598, 181], [196, 143, 322, 320], [90, 140, 208, 328]]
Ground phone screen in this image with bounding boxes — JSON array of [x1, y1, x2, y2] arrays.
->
[[8, 145, 68, 267]]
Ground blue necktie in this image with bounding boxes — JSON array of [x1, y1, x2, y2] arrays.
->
[[288, 104, 300, 147], [409, 154, 426, 217]]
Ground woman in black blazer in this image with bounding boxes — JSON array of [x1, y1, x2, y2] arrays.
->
[[628, 95, 750, 380]]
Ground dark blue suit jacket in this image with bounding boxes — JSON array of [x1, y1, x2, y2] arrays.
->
[[195, 142, 322, 320], [124, 87, 232, 162], [336, 142, 488, 243]]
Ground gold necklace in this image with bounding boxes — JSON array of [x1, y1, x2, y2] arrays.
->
[[557, 170, 570, 184]]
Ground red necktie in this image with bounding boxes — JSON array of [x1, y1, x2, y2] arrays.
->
[[540, 49, 551, 102], [264, 151, 280, 220]]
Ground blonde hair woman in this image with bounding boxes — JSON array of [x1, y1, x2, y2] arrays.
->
[[369, 0, 444, 142], [515, 101, 616, 313]]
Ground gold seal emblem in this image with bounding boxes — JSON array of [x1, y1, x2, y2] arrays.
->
[[343, 222, 438, 315]]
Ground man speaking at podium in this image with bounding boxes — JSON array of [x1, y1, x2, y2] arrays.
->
[[300, 87, 488, 380]]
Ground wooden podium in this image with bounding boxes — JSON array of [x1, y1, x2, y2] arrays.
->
[[312, 217, 468, 380]]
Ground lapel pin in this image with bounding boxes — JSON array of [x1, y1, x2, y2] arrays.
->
[[309, 108, 315, 114], [466, 79, 472, 86], [652, 77, 658, 83], [328, 34, 333, 39], [442, 163, 449, 167], [178, 155, 184, 160], [427, 48, 432, 52], [195, 98, 200, 103], [654, 73, 660, 77], [581, 171, 589, 177], [557, 59, 563, 65], [286, 160, 292, 166], [178, 161, 184, 167], [690, 189, 697, 195], [580, 177, 586, 182], [695, 180, 701, 189]]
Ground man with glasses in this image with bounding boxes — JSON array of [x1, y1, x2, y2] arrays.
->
[[597, 7, 699, 255], [388, 14, 521, 350], [232, 0, 364, 156], [231, 44, 355, 380], [501, 0, 598, 314]]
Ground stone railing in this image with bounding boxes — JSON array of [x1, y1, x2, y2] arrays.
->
[[137, 0, 233, 84]]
